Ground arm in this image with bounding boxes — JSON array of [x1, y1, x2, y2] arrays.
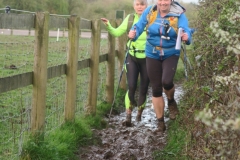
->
[[128, 6, 151, 41], [178, 13, 192, 45], [101, 15, 131, 37]]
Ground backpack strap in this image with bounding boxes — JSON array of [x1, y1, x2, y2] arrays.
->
[[127, 13, 135, 33], [147, 5, 157, 26], [146, 5, 157, 35], [146, 5, 179, 36], [168, 16, 178, 34]]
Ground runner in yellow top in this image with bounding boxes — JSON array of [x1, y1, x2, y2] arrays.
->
[[101, 0, 149, 126]]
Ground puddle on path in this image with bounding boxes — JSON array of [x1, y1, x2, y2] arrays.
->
[[78, 85, 183, 160]]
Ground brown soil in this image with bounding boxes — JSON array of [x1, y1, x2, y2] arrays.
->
[[77, 85, 183, 160]]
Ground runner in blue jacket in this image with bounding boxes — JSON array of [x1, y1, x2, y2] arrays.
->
[[128, 0, 192, 131]]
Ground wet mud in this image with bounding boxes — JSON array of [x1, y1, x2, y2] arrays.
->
[[78, 85, 183, 160]]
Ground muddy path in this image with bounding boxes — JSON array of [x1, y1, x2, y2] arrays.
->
[[78, 85, 183, 160]]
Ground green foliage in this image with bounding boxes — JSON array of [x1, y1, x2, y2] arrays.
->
[[175, 46, 196, 82], [0, 0, 198, 22], [174, 57, 185, 82], [68, 0, 86, 16], [2, 0, 37, 11], [84, 112, 108, 130], [21, 119, 92, 160], [112, 88, 126, 114], [0, 0, 133, 20], [20, 87, 125, 159], [46, 0, 68, 14], [176, 0, 240, 159]]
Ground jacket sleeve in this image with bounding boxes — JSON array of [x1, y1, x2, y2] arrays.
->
[[105, 15, 130, 37], [178, 13, 192, 45], [131, 6, 151, 41]]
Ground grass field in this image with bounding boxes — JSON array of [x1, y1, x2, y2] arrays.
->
[[0, 34, 191, 159], [0, 35, 109, 160]]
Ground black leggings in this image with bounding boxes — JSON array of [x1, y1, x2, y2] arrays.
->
[[146, 56, 179, 97], [126, 54, 149, 106]]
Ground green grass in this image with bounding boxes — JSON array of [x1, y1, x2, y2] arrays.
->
[[0, 35, 108, 160], [21, 118, 92, 160], [0, 35, 107, 78], [154, 47, 195, 160], [0, 34, 192, 159], [174, 58, 185, 82], [175, 46, 195, 82], [20, 88, 125, 160], [153, 119, 189, 160]]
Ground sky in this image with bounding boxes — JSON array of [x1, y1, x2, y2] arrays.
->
[[177, 0, 198, 3], [148, 0, 199, 4]]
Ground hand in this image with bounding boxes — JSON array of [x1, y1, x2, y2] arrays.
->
[[101, 18, 109, 26], [128, 29, 136, 40], [181, 32, 188, 42]]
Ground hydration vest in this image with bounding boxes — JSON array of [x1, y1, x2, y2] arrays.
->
[[146, 5, 179, 35]]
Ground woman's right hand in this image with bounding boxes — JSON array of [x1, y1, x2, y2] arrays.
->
[[128, 29, 136, 39], [100, 18, 109, 26]]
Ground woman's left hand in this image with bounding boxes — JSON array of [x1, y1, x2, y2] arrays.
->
[[101, 18, 109, 26]]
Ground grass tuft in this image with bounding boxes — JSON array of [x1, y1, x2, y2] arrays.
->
[[20, 88, 126, 160], [153, 120, 189, 160], [21, 119, 92, 160]]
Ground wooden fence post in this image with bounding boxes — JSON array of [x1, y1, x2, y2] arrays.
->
[[116, 20, 127, 90], [86, 19, 101, 115], [31, 12, 49, 136], [64, 15, 79, 121], [106, 20, 116, 103]]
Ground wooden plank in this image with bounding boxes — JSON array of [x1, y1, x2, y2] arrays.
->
[[0, 72, 33, 94], [0, 53, 112, 94], [47, 64, 66, 79], [0, 13, 35, 29], [99, 54, 108, 63], [77, 59, 90, 70]]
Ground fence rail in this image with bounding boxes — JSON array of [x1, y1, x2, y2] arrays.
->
[[0, 12, 127, 159]]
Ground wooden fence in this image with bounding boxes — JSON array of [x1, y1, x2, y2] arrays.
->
[[0, 12, 127, 135]]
